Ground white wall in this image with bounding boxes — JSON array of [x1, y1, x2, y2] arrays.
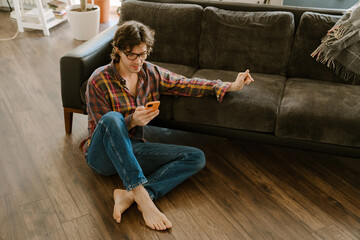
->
[[283, 0, 357, 8]]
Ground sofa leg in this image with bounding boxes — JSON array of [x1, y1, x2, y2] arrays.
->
[[63, 107, 85, 134], [64, 108, 73, 134]]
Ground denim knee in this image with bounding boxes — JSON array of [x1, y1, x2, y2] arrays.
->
[[99, 111, 126, 129], [189, 148, 206, 171]]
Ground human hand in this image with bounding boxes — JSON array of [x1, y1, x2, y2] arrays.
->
[[131, 106, 160, 127], [227, 69, 254, 92]]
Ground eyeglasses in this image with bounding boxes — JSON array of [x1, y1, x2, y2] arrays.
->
[[122, 51, 148, 61]]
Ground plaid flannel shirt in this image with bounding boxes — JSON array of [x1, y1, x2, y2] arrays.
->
[[80, 61, 231, 155]]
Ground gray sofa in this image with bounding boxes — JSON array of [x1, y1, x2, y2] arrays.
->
[[60, 0, 360, 157]]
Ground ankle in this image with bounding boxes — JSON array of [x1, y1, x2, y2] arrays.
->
[[132, 186, 151, 204], [114, 189, 134, 202]]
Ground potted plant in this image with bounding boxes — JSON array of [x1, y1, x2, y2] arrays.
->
[[66, 0, 100, 41], [88, 0, 110, 23]]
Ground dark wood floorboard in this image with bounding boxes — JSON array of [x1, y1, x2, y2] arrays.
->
[[1, 8, 360, 240]]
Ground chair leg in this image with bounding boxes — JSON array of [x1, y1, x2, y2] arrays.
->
[[64, 108, 73, 134]]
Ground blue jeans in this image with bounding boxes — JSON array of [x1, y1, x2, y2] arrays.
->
[[85, 111, 206, 200]]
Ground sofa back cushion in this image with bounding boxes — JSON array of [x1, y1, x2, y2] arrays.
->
[[199, 7, 295, 75], [120, 0, 203, 66], [287, 12, 343, 82]]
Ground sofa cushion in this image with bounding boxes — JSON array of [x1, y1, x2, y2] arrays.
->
[[287, 12, 343, 83], [120, 0, 203, 66], [173, 69, 286, 132], [276, 78, 360, 147], [199, 7, 295, 76]]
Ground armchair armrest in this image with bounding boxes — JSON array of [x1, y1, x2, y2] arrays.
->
[[60, 24, 118, 114]]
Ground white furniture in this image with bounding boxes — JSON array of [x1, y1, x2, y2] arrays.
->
[[13, 0, 70, 36]]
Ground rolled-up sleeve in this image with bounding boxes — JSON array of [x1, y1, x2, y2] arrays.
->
[[156, 66, 231, 103]]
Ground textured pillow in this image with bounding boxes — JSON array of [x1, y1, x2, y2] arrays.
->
[[199, 7, 295, 76], [120, 0, 203, 66], [287, 12, 343, 82]]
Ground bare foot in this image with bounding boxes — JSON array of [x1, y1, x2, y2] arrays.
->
[[133, 186, 172, 231], [113, 189, 134, 223]]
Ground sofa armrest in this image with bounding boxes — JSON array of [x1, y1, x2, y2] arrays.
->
[[60, 24, 118, 113]]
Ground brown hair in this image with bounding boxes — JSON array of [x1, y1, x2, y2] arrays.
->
[[111, 20, 155, 63]]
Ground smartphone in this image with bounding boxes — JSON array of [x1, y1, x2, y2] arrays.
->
[[145, 101, 160, 112]]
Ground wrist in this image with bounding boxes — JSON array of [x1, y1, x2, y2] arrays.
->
[[227, 83, 235, 92], [127, 114, 137, 130], [131, 114, 137, 128]]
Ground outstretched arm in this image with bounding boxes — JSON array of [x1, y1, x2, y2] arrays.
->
[[154, 65, 231, 102]]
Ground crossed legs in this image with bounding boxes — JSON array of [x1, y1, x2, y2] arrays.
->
[[86, 112, 206, 230]]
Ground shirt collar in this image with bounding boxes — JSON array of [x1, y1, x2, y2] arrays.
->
[[110, 60, 147, 85], [110, 60, 126, 85]]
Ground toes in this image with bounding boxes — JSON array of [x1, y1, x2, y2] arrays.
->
[[158, 222, 166, 230], [154, 223, 160, 230], [113, 208, 121, 223], [155, 223, 166, 231], [113, 213, 121, 223], [149, 224, 156, 230], [164, 219, 172, 228]]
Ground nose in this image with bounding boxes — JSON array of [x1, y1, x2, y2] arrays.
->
[[134, 56, 142, 63]]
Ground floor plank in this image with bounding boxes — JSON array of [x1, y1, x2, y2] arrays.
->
[[62, 215, 103, 240], [12, 110, 88, 222], [312, 225, 354, 240], [0, 102, 48, 206], [0, 192, 30, 240], [266, 147, 360, 240], [20, 198, 68, 240]]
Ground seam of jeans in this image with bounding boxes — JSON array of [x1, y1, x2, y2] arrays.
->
[[101, 122, 131, 184], [141, 151, 191, 156], [127, 178, 148, 191], [134, 152, 191, 161], [145, 160, 179, 186]]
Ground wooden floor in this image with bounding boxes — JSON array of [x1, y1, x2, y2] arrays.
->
[[1, 9, 360, 240]]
